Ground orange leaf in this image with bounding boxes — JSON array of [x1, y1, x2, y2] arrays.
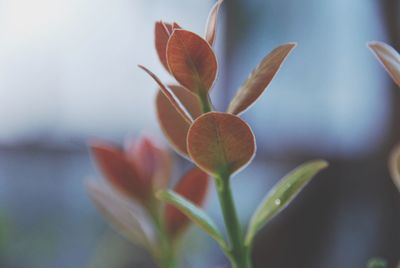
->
[[227, 43, 296, 115], [167, 29, 218, 94], [205, 0, 223, 46], [368, 42, 400, 87], [187, 112, 256, 176], [139, 65, 193, 124], [165, 167, 209, 237], [90, 142, 150, 204], [156, 85, 202, 157]]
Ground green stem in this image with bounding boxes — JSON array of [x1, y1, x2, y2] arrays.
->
[[150, 203, 178, 268], [216, 172, 252, 268], [198, 87, 212, 113]]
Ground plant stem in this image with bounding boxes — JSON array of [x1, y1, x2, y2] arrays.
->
[[216, 172, 252, 268], [198, 87, 212, 113], [150, 203, 177, 268]]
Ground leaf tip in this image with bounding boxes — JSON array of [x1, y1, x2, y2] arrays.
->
[[313, 159, 329, 170], [287, 42, 297, 48], [367, 41, 382, 49]]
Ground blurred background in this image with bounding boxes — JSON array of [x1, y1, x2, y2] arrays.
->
[[0, 0, 399, 267]]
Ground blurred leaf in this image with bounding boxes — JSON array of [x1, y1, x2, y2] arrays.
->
[[245, 160, 328, 246], [90, 142, 149, 203], [389, 144, 400, 192], [157, 190, 227, 250], [156, 85, 202, 157], [87, 181, 154, 250], [167, 29, 217, 94], [139, 65, 193, 124], [368, 42, 400, 87], [165, 167, 209, 237], [126, 136, 172, 191], [205, 0, 223, 46], [367, 258, 387, 268], [187, 112, 255, 176], [227, 43, 296, 115]]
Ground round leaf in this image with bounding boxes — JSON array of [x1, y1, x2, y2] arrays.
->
[[166, 29, 217, 94], [187, 112, 256, 176]]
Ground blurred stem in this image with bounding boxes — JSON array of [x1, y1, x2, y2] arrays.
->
[[216, 172, 252, 268], [150, 202, 177, 268]]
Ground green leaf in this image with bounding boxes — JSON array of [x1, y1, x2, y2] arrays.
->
[[245, 160, 328, 246], [157, 190, 227, 250], [367, 258, 387, 268]]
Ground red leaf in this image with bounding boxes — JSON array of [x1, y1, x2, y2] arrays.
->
[[205, 0, 223, 46], [139, 65, 193, 124], [90, 142, 150, 204], [166, 29, 218, 94], [155, 22, 173, 72], [227, 43, 296, 115], [187, 112, 256, 176], [155, 22, 181, 72], [165, 167, 209, 236], [156, 85, 202, 157]]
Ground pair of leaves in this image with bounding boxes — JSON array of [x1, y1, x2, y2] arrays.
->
[[155, 0, 222, 74], [157, 160, 328, 252]]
